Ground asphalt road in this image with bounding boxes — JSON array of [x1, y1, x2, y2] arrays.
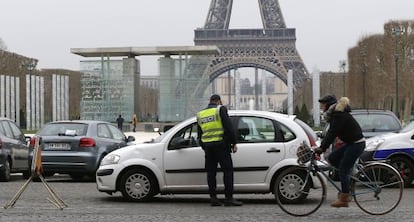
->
[[0, 174, 412, 222]]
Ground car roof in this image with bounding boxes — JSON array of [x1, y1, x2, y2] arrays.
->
[[351, 109, 397, 115], [228, 110, 295, 120], [47, 120, 112, 124]]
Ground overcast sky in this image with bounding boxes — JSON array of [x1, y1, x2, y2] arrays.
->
[[1, 0, 413, 75]]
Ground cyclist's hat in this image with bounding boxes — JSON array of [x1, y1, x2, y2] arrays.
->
[[318, 95, 337, 106]]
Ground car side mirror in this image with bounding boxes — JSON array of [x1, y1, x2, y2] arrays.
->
[[154, 127, 161, 135], [25, 136, 32, 146], [127, 136, 135, 142], [315, 131, 324, 139], [169, 137, 186, 150]]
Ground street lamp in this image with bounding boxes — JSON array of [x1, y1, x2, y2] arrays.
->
[[339, 60, 346, 96], [359, 46, 367, 108], [21, 59, 38, 130], [392, 26, 404, 117]]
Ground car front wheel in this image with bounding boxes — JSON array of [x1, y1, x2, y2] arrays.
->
[[119, 169, 157, 202], [275, 167, 309, 204]]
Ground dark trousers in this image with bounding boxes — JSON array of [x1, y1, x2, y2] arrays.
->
[[328, 141, 365, 193], [204, 144, 234, 199]]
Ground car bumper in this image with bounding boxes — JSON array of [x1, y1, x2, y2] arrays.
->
[[96, 165, 122, 192], [29, 152, 99, 175]]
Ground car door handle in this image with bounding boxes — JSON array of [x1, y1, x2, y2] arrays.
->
[[266, 148, 281, 153]]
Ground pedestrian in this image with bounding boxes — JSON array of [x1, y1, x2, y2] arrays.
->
[[196, 94, 242, 207], [116, 114, 124, 131], [132, 114, 138, 132], [315, 96, 365, 207]]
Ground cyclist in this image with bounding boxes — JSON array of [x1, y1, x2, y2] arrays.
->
[[315, 96, 365, 208]]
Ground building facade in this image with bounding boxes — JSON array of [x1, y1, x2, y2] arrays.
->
[[0, 50, 81, 130]]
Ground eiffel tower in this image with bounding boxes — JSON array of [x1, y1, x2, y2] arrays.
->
[[168, 0, 309, 119]]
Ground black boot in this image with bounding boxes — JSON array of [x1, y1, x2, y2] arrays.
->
[[210, 196, 222, 207], [224, 198, 243, 206]]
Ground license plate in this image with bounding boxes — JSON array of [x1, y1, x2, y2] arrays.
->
[[44, 143, 71, 150]]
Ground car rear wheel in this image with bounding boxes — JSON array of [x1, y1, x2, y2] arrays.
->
[[120, 169, 157, 202], [0, 160, 11, 182], [70, 173, 85, 181], [390, 156, 414, 187]]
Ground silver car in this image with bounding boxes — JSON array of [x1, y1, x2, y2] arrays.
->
[[0, 118, 30, 181]]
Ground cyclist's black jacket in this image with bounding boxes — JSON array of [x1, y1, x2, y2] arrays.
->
[[320, 108, 364, 152]]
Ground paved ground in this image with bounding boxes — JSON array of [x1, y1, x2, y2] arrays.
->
[[15, 130, 412, 221], [0, 174, 412, 222]]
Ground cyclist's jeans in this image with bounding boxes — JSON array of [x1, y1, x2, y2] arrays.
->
[[328, 141, 365, 194]]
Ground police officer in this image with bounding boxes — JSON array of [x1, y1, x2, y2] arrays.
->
[[197, 94, 242, 207]]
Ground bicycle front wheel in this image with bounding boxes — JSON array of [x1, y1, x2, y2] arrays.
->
[[275, 167, 326, 217], [351, 163, 403, 215]]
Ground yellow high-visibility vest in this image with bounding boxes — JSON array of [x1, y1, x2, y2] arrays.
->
[[197, 106, 224, 143]]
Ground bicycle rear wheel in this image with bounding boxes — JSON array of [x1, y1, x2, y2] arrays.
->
[[351, 163, 403, 215], [275, 167, 326, 216]]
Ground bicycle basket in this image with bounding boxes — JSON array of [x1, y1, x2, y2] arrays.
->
[[296, 144, 313, 165]]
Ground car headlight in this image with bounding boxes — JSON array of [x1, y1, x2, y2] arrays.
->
[[100, 154, 121, 166], [365, 138, 385, 151]]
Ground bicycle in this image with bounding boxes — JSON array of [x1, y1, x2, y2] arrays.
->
[[275, 143, 403, 217]]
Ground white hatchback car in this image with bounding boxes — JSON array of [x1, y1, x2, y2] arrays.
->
[[96, 110, 318, 202]]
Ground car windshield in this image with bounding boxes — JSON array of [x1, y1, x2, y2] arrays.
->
[[153, 127, 173, 143], [38, 123, 88, 136], [400, 121, 414, 133]]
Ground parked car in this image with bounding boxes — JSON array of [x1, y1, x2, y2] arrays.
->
[[96, 110, 319, 202], [0, 118, 30, 181], [351, 109, 401, 138], [320, 109, 402, 139], [29, 120, 135, 180], [362, 120, 414, 186]]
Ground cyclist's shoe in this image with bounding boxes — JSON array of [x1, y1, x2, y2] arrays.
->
[[331, 193, 349, 208], [337, 192, 352, 202]]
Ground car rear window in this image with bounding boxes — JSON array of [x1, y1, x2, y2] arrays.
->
[[294, 118, 318, 146], [352, 113, 401, 132], [38, 123, 88, 136]]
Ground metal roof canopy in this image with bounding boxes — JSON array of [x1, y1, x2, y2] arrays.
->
[[71, 46, 220, 57]]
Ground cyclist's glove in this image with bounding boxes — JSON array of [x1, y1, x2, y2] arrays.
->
[[314, 147, 324, 154]]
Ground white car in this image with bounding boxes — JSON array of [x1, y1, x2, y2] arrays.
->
[[363, 121, 414, 186], [96, 110, 318, 202]]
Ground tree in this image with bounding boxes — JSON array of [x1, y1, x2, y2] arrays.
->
[[0, 38, 7, 51], [300, 103, 312, 124]]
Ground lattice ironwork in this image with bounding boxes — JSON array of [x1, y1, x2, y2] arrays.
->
[[172, 0, 309, 118]]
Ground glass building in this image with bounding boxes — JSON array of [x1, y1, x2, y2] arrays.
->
[[80, 59, 138, 122]]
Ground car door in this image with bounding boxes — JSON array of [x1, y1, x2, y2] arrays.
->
[[231, 116, 286, 185], [7, 121, 28, 169], [0, 120, 25, 170], [163, 121, 206, 190], [97, 124, 126, 153]]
